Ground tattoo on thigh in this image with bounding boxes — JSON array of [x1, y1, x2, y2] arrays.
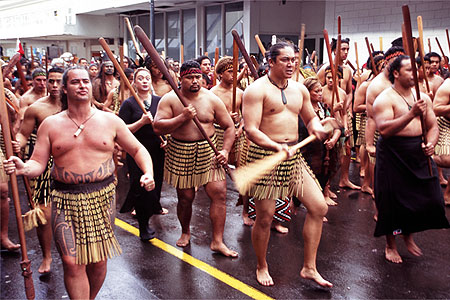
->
[[53, 218, 76, 257]]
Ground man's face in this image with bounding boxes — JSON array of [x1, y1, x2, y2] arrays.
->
[[395, 59, 414, 88], [325, 72, 334, 89], [88, 65, 98, 78], [340, 43, 350, 61], [47, 72, 63, 98], [103, 62, 114, 75], [63, 69, 92, 102], [123, 59, 129, 69], [221, 68, 233, 85], [269, 47, 295, 79], [310, 84, 323, 102], [150, 65, 163, 79], [181, 73, 202, 93], [200, 59, 211, 74], [79, 59, 88, 68], [33, 75, 46, 91], [173, 62, 180, 73], [134, 70, 152, 92], [429, 56, 440, 73]]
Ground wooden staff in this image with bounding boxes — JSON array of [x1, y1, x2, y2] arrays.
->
[[337, 15, 341, 35], [402, 23, 410, 56], [133, 26, 233, 178], [417, 16, 430, 93], [296, 23, 306, 82], [232, 30, 259, 79], [446, 29, 450, 56], [435, 37, 449, 66], [365, 37, 378, 76], [346, 60, 356, 72], [232, 41, 238, 113], [255, 34, 266, 57], [213, 47, 219, 86], [354, 42, 362, 85], [180, 44, 184, 64], [16, 60, 29, 93], [250, 55, 259, 70], [323, 29, 339, 117], [125, 17, 143, 58], [370, 43, 375, 53], [0, 69, 35, 300], [332, 34, 342, 115], [402, 5, 432, 175], [30, 46, 34, 64], [99, 38, 164, 144], [119, 46, 125, 101], [428, 38, 431, 53], [379, 37, 383, 51]]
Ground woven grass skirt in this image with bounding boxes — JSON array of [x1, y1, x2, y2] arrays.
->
[[246, 143, 321, 201], [435, 116, 450, 155], [164, 134, 225, 189], [51, 176, 121, 265], [356, 113, 367, 146]]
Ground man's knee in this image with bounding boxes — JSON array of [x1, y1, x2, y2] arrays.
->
[[177, 188, 195, 205]]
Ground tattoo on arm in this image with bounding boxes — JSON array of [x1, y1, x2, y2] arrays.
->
[[52, 158, 115, 183]]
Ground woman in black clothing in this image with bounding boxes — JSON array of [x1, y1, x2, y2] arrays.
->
[[119, 68, 165, 241]]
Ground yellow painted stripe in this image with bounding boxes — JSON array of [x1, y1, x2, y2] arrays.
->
[[115, 218, 273, 300]]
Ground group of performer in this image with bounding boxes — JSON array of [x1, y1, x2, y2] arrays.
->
[[0, 24, 449, 298]]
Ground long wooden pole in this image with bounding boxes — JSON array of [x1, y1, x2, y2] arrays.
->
[[99, 38, 164, 143], [323, 29, 339, 117], [354, 42, 362, 85], [402, 5, 432, 175], [254, 34, 266, 57], [296, 24, 306, 82], [417, 16, 430, 93], [365, 37, 378, 76], [133, 26, 233, 178], [435, 37, 449, 66], [446, 29, 450, 58], [232, 30, 259, 79], [379, 37, 383, 51], [232, 40, 238, 113], [125, 17, 143, 58], [180, 44, 184, 64], [119, 46, 125, 102], [213, 47, 219, 86], [0, 69, 35, 300]]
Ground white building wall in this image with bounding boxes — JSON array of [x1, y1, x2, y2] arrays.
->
[[324, 0, 450, 65]]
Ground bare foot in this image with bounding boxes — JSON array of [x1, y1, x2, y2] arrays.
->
[[403, 235, 423, 257], [325, 196, 337, 206], [176, 233, 190, 247], [325, 187, 337, 199], [385, 246, 402, 263], [38, 257, 52, 274], [339, 181, 361, 190], [242, 214, 255, 226], [210, 241, 238, 258], [300, 267, 333, 288], [271, 223, 289, 234], [256, 268, 274, 286], [361, 186, 374, 197], [1, 239, 20, 251]]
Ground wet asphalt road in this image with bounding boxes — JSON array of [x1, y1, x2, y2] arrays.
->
[[1, 162, 450, 299]]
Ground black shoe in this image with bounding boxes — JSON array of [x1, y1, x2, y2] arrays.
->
[[139, 225, 156, 241]]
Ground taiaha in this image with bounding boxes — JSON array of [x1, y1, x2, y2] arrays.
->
[[417, 16, 430, 93], [232, 29, 259, 79], [323, 29, 340, 116], [379, 37, 383, 51], [435, 37, 448, 66], [428, 38, 431, 53], [213, 47, 219, 86], [296, 23, 306, 82], [0, 69, 35, 300], [232, 40, 239, 113], [446, 29, 450, 59], [254, 34, 266, 57], [119, 46, 125, 101], [354, 42, 362, 86], [99, 37, 164, 143], [402, 5, 432, 175], [402, 23, 410, 56], [124, 17, 143, 62], [365, 37, 378, 76], [250, 55, 260, 70], [133, 25, 233, 179], [180, 44, 184, 64]]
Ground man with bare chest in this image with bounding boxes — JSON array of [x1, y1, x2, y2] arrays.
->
[[373, 55, 449, 264], [92, 61, 120, 108], [16, 67, 64, 274], [211, 56, 253, 226], [4, 66, 155, 299], [243, 42, 332, 287], [153, 60, 238, 257], [20, 68, 47, 115]]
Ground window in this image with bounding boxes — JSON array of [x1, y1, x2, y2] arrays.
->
[[183, 9, 196, 61], [167, 11, 180, 60], [225, 2, 243, 56], [205, 5, 221, 58]]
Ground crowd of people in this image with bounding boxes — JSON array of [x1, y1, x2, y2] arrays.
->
[[1, 33, 449, 298]]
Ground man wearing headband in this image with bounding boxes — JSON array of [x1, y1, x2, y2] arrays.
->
[[211, 56, 252, 226], [153, 60, 238, 257], [243, 42, 332, 288], [372, 55, 448, 263], [20, 68, 47, 114], [16, 67, 65, 274]]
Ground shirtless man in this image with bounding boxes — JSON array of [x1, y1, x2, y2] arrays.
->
[[15, 67, 63, 274], [4, 66, 155, 299], [432, 77, 450, 205], [373, 55, 449, 263], [144, 56, 173, 97], [92, 61, 120, 108], [243, 42, 332, 287], [211, 56, 253, 226], [20, 68, 47, 114], [196, 55, 213, 89], [153, 60, 238, 257], [424, 52, 444, 96]]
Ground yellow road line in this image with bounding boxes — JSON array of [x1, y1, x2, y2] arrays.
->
[[115, 218, 273, 300]]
